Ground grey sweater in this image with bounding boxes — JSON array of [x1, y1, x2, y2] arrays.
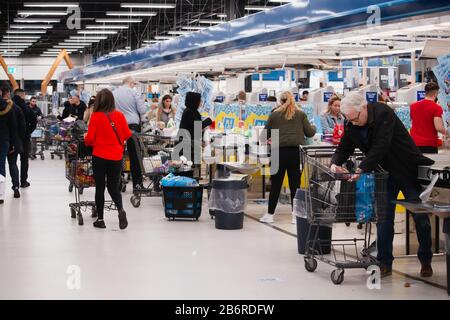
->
[[262, 108, 316, 147]]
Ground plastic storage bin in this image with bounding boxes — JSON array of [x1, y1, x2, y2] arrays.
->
[[209, 179, 247, 230], [162, 186, 204, 221], [293, 189, 332, 254]]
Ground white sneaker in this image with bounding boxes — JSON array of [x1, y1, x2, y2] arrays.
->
[[260, 213, 274, 223], [291, 215, 297, 224]]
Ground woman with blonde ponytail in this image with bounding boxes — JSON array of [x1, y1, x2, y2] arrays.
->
[[259, 91, 316, 224]]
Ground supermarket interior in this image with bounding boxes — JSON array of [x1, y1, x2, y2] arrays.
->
[[0, 0, 450, 301]]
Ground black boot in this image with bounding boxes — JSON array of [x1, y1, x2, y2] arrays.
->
[[118, 209, 128, 230], [93, 219, 106, 229], [13, 188, 20, 198]]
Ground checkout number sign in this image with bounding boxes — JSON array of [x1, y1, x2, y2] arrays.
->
[[223, 117, 235, 130], [366, 92, 378, 103], [417, 91, 426, 101], [323, 92, 333, 103], [259, 94, 268, 102]]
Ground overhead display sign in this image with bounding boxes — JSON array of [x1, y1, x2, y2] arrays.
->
[[417, 91, 426, 101], [215, 96, 224, 103], [366, 92, 378, 103], [323, 92, 334, 103], [259, 94, 268, 102]]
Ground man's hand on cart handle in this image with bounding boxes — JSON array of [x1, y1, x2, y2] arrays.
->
[[330, 164, 348, 174]]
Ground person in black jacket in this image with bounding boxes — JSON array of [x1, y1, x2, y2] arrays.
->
[[178, 92, 212, 166], [0, 95, 18, 205], [28, 96, 43, 119], [13, 89, 36, 188], [330, 92, 434, 278], [59, 90, 87, 121]]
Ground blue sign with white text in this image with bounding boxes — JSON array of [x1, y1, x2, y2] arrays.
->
[[223, 117, 235, 130], [417, 91, 426, 101], [323, 92, 333, 103], [215, 96, 224, 103], [259, 94, 268, 102], [366, 92, 378, 103]]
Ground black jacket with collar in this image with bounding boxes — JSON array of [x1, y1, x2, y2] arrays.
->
[[331, 102, 434, 183], [13, 95, 37, 139], [0, 98, 17, 148]]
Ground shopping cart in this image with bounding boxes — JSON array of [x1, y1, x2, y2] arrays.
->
[[50, 121, 72, 160], [129, 133, 193, 208], [30, 125, 46, 160], [300, 152, 387, 285], [66, 136, 117, 226]]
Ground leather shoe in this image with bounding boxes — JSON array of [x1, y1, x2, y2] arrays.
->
[[420, 264, 433, 277], [380, 265, 392, 278]]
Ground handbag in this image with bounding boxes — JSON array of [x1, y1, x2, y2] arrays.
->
[[105, 113, 123, 147]]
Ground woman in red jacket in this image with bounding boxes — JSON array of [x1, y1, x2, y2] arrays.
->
[[84, 89, 132, 229]]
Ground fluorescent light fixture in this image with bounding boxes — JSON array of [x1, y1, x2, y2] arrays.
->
[[106, 11, 157, 17], [65, 39, 100, 43], [0, 44, 30, 47], [24, 2, 79, 7], [142, 40, 161, 43], [10, 24, 53, 29], [14, 18, 60, 23], [70, 36, 107, 40], [245, 6, 274, 11], [46, 49, 75, 52], [197, 19, 224, 24], [95, 18, 142, 23], [17, 10, 69, 15], [120, 3, 176, 9], [268, 0, 296, 2], [77, 30, 118, 34], [3, 35, 41, 39], [182, 26, 206, 30], [154, 36, 175, 40], [1, 39, 36, 43], [217, 14, 227, 18], [53, 45, 87, 48], [7, 30, 47, 34], [59, 42, 92, 46], [125, 46, 131, 50], [86, 25, 129, 29], [167, 31, 192, 35]]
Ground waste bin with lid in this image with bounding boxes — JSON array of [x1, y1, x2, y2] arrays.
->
[[209, 179, 247, 230], [294, 189, 332, 254]]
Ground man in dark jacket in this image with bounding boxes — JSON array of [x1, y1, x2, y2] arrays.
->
[[331, 93, 434, 278], [0, 95, 18, 205], [59, 90, 86, 121], [13, 88, 36, 188]]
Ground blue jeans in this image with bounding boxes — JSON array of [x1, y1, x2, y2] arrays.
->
[[7, 152, 19, 189], [0, 141, 9, 177], [377, 176, 433, 268]]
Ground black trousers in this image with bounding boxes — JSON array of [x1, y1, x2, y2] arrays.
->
[[7, 152, 19, 189], [418, 146, 438, 154], [20, 139, 30, 185], [127, 128, 143, 188], [92, 156, 123, 220], [268, 147, 301, 214]]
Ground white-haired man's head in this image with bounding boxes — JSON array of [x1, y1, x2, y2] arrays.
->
[[340, 92, 369, 126], [123, 76, 137, 88]]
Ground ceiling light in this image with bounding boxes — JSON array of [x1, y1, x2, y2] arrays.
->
[[53, 45, 87, 48], [245, 6, 275, 11], [120, 3, 176, 9], [59, 42, 92, 46], [65, 39, 100, 43], [106, 11, 157, 17], [3, 35, 41, 39], [95, 18, 142, 23], [0, 44, 30, 47], [217, 14, 227, 18], [24, 2, 79, 7], [167, 31, 192, 35], [10, 24, 53, 29], [154, 36, 175, 40], [197, 19, 224, 24], [182, 26, 206, 31], [46, 49, 75, 52], [77, 30, 118, 34], [142, 40, 161, 43], [7, 30, 47, 34], [86, 25, 129, 29], [18, 10, 69, 15], [70, 36, 108, 40], [14, 18, 60, 23]]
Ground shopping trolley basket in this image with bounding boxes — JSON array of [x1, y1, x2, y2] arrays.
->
[[300, 154, 388, 285]]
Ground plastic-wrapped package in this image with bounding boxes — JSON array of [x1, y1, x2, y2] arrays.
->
[[161, 173, 199, 187], [355, 174, 375, 223]]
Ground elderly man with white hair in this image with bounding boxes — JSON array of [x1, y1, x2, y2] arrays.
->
[[330, 92, 435, 278], [113, 76, 147, 190]]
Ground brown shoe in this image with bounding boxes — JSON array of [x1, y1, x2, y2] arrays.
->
[[420, 264, 433, 277], [380, 265, 392, 278]]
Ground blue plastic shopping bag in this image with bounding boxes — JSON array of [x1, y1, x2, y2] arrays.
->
[[355, 174, 375, 223]]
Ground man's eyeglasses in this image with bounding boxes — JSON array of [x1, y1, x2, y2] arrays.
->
[[345, 112, 360, 123]]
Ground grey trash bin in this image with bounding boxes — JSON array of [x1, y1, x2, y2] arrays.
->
[[209, 179, 247, 230]]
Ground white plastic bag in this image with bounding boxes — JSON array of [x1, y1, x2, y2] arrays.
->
[[0, 174, 5, 201]]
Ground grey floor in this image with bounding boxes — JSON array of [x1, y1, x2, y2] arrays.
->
[[0, 153, 449, 300]]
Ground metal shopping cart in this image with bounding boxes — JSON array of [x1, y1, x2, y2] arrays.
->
[[129, 133, 193, 208], [66, 136, 117, 226], [50, 121, 72, 160], [300, 151, 387, 285], [30, 124, 46, 160]]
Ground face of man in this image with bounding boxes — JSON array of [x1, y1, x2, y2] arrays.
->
[[71, 95, 80, 105], [3, 91, 11, 100], [18, 92, 26, 100], [343, 104, 368, 127], [30, 98, 37, 107]]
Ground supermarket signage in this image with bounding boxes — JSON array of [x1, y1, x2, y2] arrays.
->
[[254, 119, 267, 127], [259, 94, 268, 102], [7, 67, 16, 75], [366, 92, 378, 104], [293, 93, 299, 102], [323, 92, 333, 103], [223, 117, 235, 130], [417, 91, 426, 101], [215, 96, 224, 103]]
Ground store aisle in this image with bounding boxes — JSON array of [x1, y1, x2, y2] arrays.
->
[[0, 154, 448, 300]]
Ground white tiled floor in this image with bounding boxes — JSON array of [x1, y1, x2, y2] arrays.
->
[[0, 153, 448, 300]]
